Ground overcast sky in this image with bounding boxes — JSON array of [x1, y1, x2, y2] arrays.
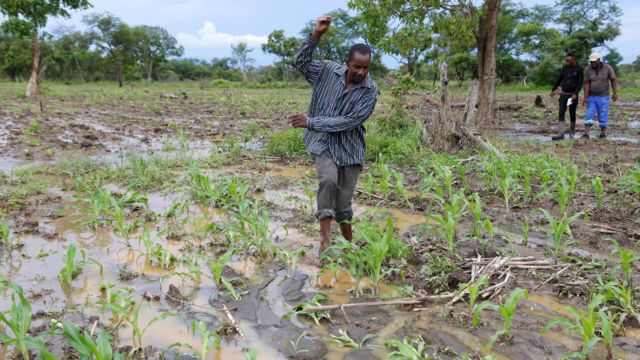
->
[[42, 0, 640, 66]]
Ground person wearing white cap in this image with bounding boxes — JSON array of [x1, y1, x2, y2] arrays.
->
[[582, 52, 618, 139]]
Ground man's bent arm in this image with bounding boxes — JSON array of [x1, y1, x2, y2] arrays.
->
[[295, 35, 323, 86], [308, 92, 377, 133], [552, 70, 563, 92]]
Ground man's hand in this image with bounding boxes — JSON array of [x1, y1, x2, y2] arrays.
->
[[550, 89, 558, 97], [311, 15, 332, 40], [571, 93, 577, 101], [289, 114, 308, 128], [582, 98, 588, 107], [612, 93, 618, 102]]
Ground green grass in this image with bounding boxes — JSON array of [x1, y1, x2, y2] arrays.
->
[[266, 128, 306, 157]]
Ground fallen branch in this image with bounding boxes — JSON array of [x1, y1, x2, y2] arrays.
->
[[222, 303, 246, 340], [533, 265, 571, 291], [302, 294, 453, 314]]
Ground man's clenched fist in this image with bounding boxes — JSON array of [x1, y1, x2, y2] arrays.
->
[[312, 15, 332, 40]]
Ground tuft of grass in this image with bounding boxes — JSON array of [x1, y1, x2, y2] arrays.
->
[[266, 128, 306, 157]]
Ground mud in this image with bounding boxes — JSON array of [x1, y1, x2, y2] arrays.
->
[[2, 84, 640, 359]]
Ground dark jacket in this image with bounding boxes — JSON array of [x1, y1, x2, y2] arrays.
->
[[552, 64, 583, 95]]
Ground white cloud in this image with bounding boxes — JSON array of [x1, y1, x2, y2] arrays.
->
[[176, 21, 267, 49]]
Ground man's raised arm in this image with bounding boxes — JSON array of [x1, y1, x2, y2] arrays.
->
[[295, 15, 331, 86]]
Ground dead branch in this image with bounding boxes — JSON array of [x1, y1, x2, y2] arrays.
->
[[302, 294, 453, 314], [533, 265, 572, 291], [222, 303, 246, 340]]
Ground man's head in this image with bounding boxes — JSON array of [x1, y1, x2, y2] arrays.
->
[[565, 52, 576, 66], [346, 43, 372, 84], [589, 52, 601, 68]]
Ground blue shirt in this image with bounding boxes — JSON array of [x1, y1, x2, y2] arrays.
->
[[295, 35, 378, 166]]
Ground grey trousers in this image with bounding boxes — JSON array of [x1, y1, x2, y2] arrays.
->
[[314, 151, 361, 223]]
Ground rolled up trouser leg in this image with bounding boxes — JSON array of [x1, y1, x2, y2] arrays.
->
[[584, 96, 598, 127], [335, 164, 362, 223], [315, 151, 338, 220], [593, 96, 610, 129]]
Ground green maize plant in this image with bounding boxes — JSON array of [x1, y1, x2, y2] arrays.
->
[[615, 165, 640, 196], [329, 329, 376, 349], [433, 165, 454, 201], [172, 320, 221, 360], [385, 336, 430, 360], [286, 294, 331, 326], [522, 216, 529, 247], [540, 209, 583, 264], [468, 192, 483, 239], [592, 176, 604, 209], [600, 281, 638, 323], [0, 284, 51, 359], [519, 163, 533, 205], [59, 244, 104, 285], [53, 320, 123, 360], [245, 348, 258, 360], [300, 181, 315, 216], [96, 283, 135, 319], [277, 248, 305, 278], [481, 218, 495, 255], [473, 288, 528, 349], [461, 276, 489, 323], [107, 301, 176, 349], [140, 227, 177, 269], [391, 169, 411, 207], [328, 218, 403, 293], [542, 294, 604, 360], [554, 177, 573, 215], [496, 166, 519, 211], [430, 191, 467, 252], [207, 247, 242, 301], [598, 309, 616, 360], [0, 217, 15, 250], [77, 186, 112, 229], [610, 238, 639, 288]]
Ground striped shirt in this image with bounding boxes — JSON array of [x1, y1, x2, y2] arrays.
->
[[295, 35, 378, 166]]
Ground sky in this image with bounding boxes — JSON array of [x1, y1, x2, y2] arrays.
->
[[41, 0, 640, 66]]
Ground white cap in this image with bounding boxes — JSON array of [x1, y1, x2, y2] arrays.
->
[[589, 52, 601, 62]]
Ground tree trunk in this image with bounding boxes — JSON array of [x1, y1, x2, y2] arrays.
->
[[475, 0, 501, 127], [117, 62, 123, 87], [429, 61, 457, 151], [26, 35, 41, 97], [147, 60, 153, 83], [74, 54, 85, 82]]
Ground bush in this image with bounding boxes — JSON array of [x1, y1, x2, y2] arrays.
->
[[266, 128, 307, 157]]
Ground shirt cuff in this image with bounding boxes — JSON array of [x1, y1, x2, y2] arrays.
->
[[307, 34, 318, 46], [307, 117, 314, 130]]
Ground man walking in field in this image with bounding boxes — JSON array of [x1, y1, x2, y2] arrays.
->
[[289, 15, 378, 257], [582, 52, 618, 139], [550, 52, 583, 140]]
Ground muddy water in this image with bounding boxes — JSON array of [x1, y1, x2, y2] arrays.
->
[[3, 161, 640, 359]]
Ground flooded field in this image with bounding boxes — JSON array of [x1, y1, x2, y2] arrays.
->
[[1, 82, 640, 359]]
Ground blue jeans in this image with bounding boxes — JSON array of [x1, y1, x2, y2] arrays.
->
[[584, 96, 609, 129]]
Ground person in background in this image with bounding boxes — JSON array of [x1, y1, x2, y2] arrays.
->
[[550, 52, 583, 140], [582, 52, 618, 139]]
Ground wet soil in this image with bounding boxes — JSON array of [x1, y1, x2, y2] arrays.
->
[[1, 83, 640, 359]]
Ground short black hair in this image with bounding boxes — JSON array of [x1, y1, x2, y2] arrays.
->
[[347, 43, 372, 62], [566, 52, 575, 58]]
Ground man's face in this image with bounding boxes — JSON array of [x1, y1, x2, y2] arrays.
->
[[565, 56, 575, 66], [590, 60, 601, 69], [347, 52, 371, 84]]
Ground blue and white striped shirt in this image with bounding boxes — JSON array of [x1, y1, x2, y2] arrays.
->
[[295, 36, 378, 166]]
